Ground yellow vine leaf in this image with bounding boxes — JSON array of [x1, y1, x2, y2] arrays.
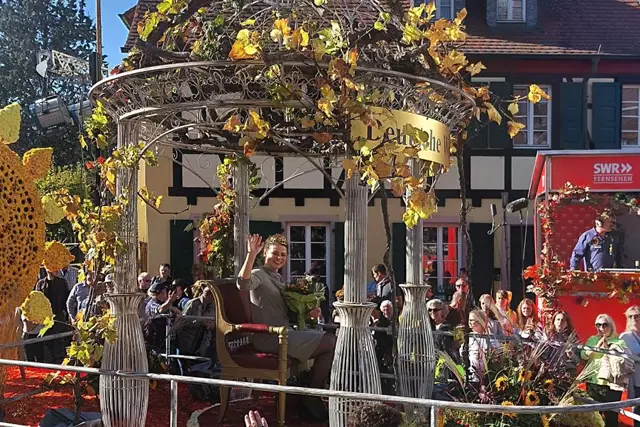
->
[[440, 50, 466, 74], [311, 38, 326, 61], [270, 18, 291, 43], [247, 110, 270, 139], [342, 158, 357, 179], [229, 29, 260, 60], [285, 28, 310, 49], [454, 8, 468, 25], [528, 84, 551, 103], [223, 114, 242, 132], [465, 62, 486, 76], [484, 102, 502, 125], [508, 101, 519, 116], [507, 121, 526, 138]]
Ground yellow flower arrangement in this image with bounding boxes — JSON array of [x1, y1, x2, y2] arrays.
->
[[544, 378, 554, 390], [42, 194, 65, 224], [500, 401, 516, 418], [524, 390, 540, 406], [0, 103, 22, 144], [43, 241, 75, 272], [494, 375, 508, 392], [0, 105, 48, 311], [518, 369, 532, 383], [22, 147, 53, 181], [20, 291, 55, 335]]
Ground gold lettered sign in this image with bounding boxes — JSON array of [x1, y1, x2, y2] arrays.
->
[[351, 107, 451, 167]]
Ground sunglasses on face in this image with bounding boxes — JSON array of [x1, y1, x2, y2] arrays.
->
[[628, 314, 640, 320], [428, 308, 441, 313], [595, 323, 610, 328]]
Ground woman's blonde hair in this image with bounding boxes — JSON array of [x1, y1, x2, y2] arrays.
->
[[265, 234, 288, 248], [625, 306, 640, 332], [469, 309, 488, 333], [595, 313, 617, 336]]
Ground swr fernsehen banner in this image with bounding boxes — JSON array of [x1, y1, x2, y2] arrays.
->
[[351, 108, 451, 168]]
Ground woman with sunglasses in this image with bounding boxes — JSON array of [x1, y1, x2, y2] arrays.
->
[[581, 313, 630, 427], [621, 306, 640, 427]]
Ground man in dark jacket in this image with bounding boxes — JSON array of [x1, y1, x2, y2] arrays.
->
[[35, 270, 70, 363], [371, 264, 394, 307]]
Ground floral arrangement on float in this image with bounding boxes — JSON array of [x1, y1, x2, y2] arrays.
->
[[524, 182, 640, 315], [439, 340, 603, 427], [281, 275, 326, 330]]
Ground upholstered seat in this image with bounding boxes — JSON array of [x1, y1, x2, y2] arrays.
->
[[200, 279, 289, 427]]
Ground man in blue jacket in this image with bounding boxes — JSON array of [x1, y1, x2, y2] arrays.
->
[[570, 214, 621, 271]]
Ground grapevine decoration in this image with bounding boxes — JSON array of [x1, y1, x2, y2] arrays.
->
[[196, 155, 260, 279], [524, 182, 640, 314], [103, 0, 550, 229]]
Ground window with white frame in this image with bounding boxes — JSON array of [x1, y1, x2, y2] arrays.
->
[[497, 0, 525, 22], [622, 86, 640, 147], [512, 84, 551, 148], [413, 0, 454, 20], [423, 225, 462, 299], [287, 224, 331, 289]]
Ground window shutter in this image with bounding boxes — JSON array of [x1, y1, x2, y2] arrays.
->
[[392, 223, 407, 285], [560, 83, 585, 150], [468, 223, 494, 300], [333, 222, 345, 292], [170, 220, 195, 285], [488, 82, 513, 149], [249, 220, 283, 239], [592, 82, 621, 149]]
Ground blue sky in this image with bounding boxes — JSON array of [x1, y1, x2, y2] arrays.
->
[[86, 0, 139, 67]]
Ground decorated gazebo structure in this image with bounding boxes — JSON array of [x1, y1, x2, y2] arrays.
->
[[87, 1, 485, 425]]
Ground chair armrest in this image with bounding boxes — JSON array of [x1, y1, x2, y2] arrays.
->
[[232, 323, 288, 336]]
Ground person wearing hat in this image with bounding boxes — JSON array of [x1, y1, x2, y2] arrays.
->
[[143, 281, 179, 350], [104, 274, 116, 294], [170, 279, 190, 312], [570, 214, 622, 272]]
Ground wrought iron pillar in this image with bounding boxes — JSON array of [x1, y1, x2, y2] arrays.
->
[[397, 160, 436, 408], [234, 161, 250, 275], [100, 121, 149, 427], [329, 175, 381, 427]]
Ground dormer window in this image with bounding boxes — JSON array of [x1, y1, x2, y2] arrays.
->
[[414, 0, 454, 20], [497, 0, 525, 22]]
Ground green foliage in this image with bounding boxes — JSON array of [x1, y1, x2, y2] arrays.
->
[[0, 0, 95, 166]]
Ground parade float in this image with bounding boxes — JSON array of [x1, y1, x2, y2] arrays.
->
[[527, 150, 640, 339]]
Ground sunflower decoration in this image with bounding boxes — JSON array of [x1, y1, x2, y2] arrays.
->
[[500, 401, 516, 418], [20, 291, 55, 336], [524, 390, 540, 406], [43, 241, 75, 272], [518, 369, 533, 383], [0, 102, 21, 144], [544, 378, 554, 391], [494, 375, 509, 392], [22, 147, 53, 181], [0, 102, 49, 312]]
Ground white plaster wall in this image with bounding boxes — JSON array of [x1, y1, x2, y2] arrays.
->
[[470, 156, 505, 190], [511, 156, 536, 190]]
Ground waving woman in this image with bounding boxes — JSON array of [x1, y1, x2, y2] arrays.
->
[[237, 234, 335, 420]]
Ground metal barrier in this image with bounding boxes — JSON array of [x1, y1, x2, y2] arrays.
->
[[1, 357, 640, 427]]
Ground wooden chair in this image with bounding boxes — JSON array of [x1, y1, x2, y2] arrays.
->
[[202, 279, 290, 427]]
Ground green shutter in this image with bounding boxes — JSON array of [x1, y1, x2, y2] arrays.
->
[[560, 83, 585, 150], [170, 220, 195, 285], [488, 82, 513, 149], [468, 223, 494, 300], [592, 82, 621, 149], [333, 222, 345, 291], [392, 223, 407, 285], [249, 221, 283, 238]]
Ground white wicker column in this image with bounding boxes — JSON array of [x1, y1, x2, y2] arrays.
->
[[100, 120, 149, 427], [234, 161, 250, 275], [397, 159, 436, 406], [329, 174, 381, 427]]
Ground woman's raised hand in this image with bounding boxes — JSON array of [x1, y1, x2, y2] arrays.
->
[[247, 234, 265, 256]]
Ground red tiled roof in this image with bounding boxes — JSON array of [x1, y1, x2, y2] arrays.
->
[[121, 0, 640, 57]]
